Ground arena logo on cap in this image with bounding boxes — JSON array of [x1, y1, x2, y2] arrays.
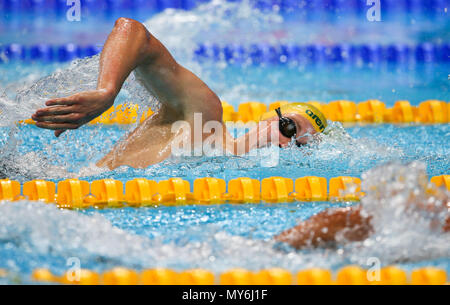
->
[[305, 109, 325, 132]]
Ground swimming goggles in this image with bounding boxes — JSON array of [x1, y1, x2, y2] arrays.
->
[[275, 107, 303, 146]]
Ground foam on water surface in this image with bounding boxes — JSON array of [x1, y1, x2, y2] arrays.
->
[[0, 162, 448, 284], [0, 122, 448, 183]]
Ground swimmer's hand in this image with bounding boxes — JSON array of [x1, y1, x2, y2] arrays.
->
[[32, 89, 115, 137]]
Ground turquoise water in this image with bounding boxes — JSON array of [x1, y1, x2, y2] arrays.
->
[[1, 8, 449, 45], [1, 123, 449, 182], [0, 53, 449, 286], [0, 199, 448, 284], [0, 120, 449, 283]]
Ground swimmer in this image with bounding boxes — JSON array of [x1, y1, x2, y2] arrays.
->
[[275, 194, 450, 249], [31, 18, 327, 170], [27, 18, 448, 251]]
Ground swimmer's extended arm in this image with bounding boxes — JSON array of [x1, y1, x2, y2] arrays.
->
[[33, 17, 221, 136], [274, 207, 373, 249], [223, 121, 272, 155], [275, 204, 450, 249], [32, 18, 151, 136], [223, 118, 282, 155]]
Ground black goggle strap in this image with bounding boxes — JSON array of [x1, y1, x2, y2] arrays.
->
[[275, 107, 283, 119]]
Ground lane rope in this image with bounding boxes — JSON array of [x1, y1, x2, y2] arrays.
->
[[26, 266, 449, 285], [1, 43, 448, 63], [17, 100, 450, 125]]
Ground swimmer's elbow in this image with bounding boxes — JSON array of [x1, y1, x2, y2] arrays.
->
[[113, 17, 154, 61], [114, 17, 130, 27], [114, 17, 146, 33], [114, 17, 147, 37]]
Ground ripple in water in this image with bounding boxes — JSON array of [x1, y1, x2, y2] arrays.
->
[[0, 162, 448, 283], [0, 0, 425, 180]]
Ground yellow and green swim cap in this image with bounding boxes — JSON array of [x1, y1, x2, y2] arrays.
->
[[260, 102, 328, 133]]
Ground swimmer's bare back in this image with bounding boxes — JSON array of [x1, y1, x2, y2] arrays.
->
[[32, 18, 222, 169]]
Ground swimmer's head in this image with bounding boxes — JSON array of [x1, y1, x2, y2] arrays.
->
[[260, 102, 328, 147]]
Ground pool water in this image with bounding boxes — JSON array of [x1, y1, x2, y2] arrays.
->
[[1, 123, 449, 182], [0, 122, 448, 283], [1, 59, 448, 124], [0, 0, 449, 284]]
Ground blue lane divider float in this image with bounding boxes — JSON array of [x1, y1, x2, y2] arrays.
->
[[0, 0, 448, 14], [0, 0, 207, 12], [0, 43, 102, 63], [0, 43, 449, 64]]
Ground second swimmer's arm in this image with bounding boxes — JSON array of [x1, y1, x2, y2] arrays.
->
[[274, 207, 373, 249]]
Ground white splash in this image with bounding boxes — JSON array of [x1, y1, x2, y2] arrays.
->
[[347, 161, 450, 264]]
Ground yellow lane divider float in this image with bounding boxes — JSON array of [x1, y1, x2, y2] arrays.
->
[[0, 175, 448, 208], [17, 100, 448, 125], [29, 266, 448, 285], [226, 99, 449, 124]]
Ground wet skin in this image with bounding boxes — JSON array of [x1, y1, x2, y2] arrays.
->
[[275, 198, 450, 249]]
